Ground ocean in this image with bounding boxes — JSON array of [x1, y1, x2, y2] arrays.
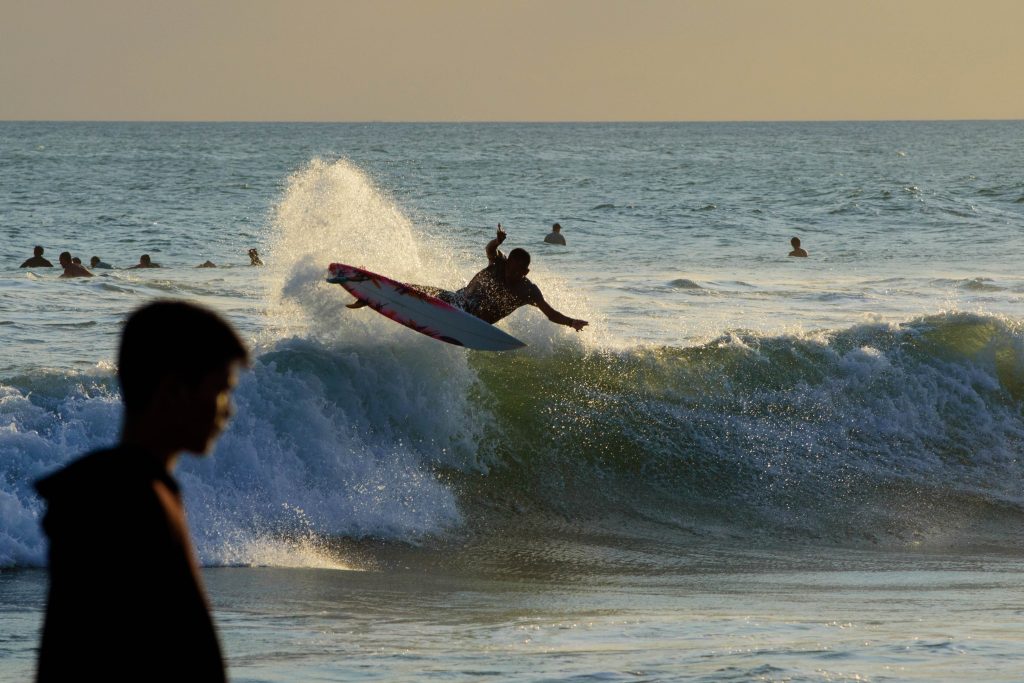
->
[[2, 121, 1024, 681]]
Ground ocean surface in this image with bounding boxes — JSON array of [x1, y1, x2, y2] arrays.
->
[[2, 121, 1024, 681]]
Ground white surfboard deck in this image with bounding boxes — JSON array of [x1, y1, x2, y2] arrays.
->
[[327, 263, 526, 352]]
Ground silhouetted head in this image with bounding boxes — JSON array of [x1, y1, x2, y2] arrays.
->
[[791, 237, 801, 248], [139, 254, 151, 266], [552, 223, 561, 233], [34, 246, 44, 257], [90, 256, 100, 267], [119, 301, 249, 453], [71, 257, 81, 265], [506, 248, 531, 282], [58, 251, 72, 266]]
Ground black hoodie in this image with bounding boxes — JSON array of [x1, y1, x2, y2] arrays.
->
[[34, 446, 225, 682]]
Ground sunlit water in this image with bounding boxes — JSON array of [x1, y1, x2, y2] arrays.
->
[[2, 122, 1024, 681]]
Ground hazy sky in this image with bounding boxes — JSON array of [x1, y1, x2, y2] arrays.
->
[[2, 0, 1022, 121]]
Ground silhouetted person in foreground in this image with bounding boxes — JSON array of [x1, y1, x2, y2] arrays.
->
[[789, 237, 808, 257], [20, 246, 53, 268], [35, 301, 249, 683], [58, 251, 93, 278], [248, 248, 263, 266], [130, 254, 161, 269], [544, 222, 566, 245], [90, 256, 113, 269], [348, 224, 588, 331]]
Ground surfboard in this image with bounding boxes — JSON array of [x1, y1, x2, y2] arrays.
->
[[326, 263, 526, 351]]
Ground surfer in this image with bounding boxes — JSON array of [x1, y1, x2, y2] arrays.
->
[[544, 223, 566, 245], [58, 251, 93, 278], [789, 237, 808, 257], [89, 256, 113, 269], [130, 254, 161, 269], [349, 225, 588, 331], [20, 245, 53, 268]]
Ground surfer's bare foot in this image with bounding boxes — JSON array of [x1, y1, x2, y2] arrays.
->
[[346, 300, 368, 309]]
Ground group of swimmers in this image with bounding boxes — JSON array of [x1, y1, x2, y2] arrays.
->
[[18, 246, 264, 277]]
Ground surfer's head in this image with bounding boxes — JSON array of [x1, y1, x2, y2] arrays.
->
[[34, 245, 44, 257], [118, 301, 249, 455], [506, 248, 531, 282], [791, 237, 801, 249]]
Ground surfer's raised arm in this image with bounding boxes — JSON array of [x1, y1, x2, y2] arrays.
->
[[535, 295, 588, 332], [486, 223, 507, 264]]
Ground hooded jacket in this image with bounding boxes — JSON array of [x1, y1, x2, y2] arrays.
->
[[34, 446, 225, 682]]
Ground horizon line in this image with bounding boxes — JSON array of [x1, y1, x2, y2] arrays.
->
[[1, 117, 1022, 125]]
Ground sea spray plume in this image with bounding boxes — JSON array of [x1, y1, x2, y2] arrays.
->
[[166, 158, 496, 566], [265, 159, 456, 315]]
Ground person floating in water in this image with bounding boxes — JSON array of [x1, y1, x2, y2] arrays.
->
[[20, 245, 53, 268], [130, 254, 161, 269], [789, 237, 808, 257], [248, 248, 263, 266], [348, 225, 588, 331], [58, 251, 93, 278], [34, 301, 248, 682], [90, 256, 113, 269], [543, 222, 566, 245]]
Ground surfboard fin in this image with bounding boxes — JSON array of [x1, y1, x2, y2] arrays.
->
[[346, 299, 369, 310]]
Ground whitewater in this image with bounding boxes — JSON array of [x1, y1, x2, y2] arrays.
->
[[2, 121, 1024, 681]]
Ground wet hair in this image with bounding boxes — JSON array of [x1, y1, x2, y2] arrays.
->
[[90, 256, 100, 266], [140, 254, 151, 264], [508, 248, 531, 266], [34, 246, 44, 256], [118, 301, 249, 414], [552, 223, 561, 232], [59, 251, 71, 262], [791, 237, 801, 248], [71, 257, 81, 265]]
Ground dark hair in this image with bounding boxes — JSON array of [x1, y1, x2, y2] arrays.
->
[[791, 237, 801, 247], [118, 301, 249, 414], [34, 246, 44, 256], [552, 223, 561, 231], [508, 248, 531, 265], [140, 254, 151, 264]]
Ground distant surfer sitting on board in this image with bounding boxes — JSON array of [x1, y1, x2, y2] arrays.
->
[[349, 225, 588, 331]]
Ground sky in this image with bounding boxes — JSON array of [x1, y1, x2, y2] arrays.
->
[[1, 0, 1022, 122]]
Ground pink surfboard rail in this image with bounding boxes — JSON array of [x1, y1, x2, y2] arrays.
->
[[327, 263, 526, 351]]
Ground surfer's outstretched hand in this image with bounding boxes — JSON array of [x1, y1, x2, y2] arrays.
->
[[570, 319, 588, 332], [496, 224, 507, 244]]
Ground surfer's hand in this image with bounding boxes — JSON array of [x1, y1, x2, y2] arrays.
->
[[570, 319, 588, 332], [496, 224, 506, 243]]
